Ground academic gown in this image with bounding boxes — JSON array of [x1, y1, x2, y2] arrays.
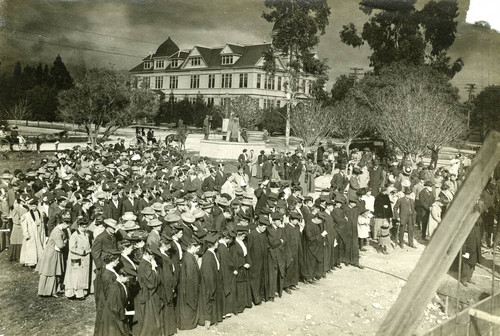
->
[[100, 280, 130, 336], [303, 219, 324, 279], [342, 205, 360, 265], [159, 253, 177, 336], [198, 250, 223, 326], [133, 259, 162, 336], [247, 229, 268, 305], [176, 252, 200, 330], [283, 223, 302, 288], [230, 240, 252, 313], [217, 242, 237, 316], [266, 225, 286, 299]]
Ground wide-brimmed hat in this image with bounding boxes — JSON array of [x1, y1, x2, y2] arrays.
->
[[147, 219, 162, 227], [193, 209, 205, 219], [103, 218, 119, 229], [151, 202, 163, 211], [181, 212, 195, 223], [122, 221, 140, 231], [164, 213, 181, 223], [1, 173, 13, 179], [215, 197, 229, 207], [122, 212, 137, 221], [95, 191, 108, 199], [141, 207, 155, 215]]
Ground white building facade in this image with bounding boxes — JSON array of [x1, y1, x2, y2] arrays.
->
[[129, 37, 316, 109]]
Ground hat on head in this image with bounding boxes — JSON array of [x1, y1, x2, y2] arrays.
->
[[403, 188, 412, 195], [147, 219, 162, 227], [164, 213, 181, 223], [203, 233, 219, 244], [243, 192, 254, 200], [289, 211, 302, 220], [122, 221, 140, 231], [241, 199, 253, 207], [348, 195, 358, 203], [203, 191, 216, 198], [303, 196, 313, 203], [122, 212, 137, 221], [181, 212, 195, 223], [141, 207, 155, 215], [175, 198, 186, 205], [259, 215, 270, 226], [235, 225, 249, 233], [424, 181, 433, 187], [103, 218, 118, 229], [193, 209, 205, 219], [95, 191, 108, 199], [271, 212, 283, 220], [151, 202, 163, 211], [215, 197, 230, 207]]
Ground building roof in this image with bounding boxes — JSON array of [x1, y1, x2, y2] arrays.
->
[[130, 40, 273, 73], [154, 37, 180, 57]]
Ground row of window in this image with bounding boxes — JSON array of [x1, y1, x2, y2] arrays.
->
[[146, 73, 308, 90], [146, 55, 236, 70], [167, 96, 284, 108]]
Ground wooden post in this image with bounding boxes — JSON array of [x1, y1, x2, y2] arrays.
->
[[377, 131, 500, 336], [469, 309, 500, 326]]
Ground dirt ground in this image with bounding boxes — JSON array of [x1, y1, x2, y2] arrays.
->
[[0, 151, 496, 336]]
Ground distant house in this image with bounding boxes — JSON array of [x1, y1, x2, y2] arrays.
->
[[129, 37, 317, 109]]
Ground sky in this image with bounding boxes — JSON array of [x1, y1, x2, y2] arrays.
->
[[0, 0, 499, 99]]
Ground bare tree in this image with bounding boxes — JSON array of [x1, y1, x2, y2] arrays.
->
[[290, 100, 335, 147], [6, 98, 31, 124], [330, 94, 370, 154], [361, 64, 466, 163]]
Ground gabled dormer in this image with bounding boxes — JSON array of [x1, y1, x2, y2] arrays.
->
[[143, 54, 153, 70], [154, 58, 166, 70], [167, 50, 189, 69], [182, 46, 208, 69], [255, 54, 285, 70], [220, 44, 243, 65]]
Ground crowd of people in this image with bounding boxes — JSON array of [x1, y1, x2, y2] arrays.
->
[[0, 137, 495, 336]]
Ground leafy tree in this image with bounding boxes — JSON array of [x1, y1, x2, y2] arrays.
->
[[227, 95, 263, 130], [50, 55, 73, 90], [192, 93, 209, 127], [356, 63, 466, 162], [290, 99, 335, 147], [470, 85, 500, 140], [262, 0, 331, 148], [330, 74, 356, 103], [340, 0, 463, 77], [58, 68, 159, 147], [26, 85, 59, 122], [259, 106, 286, 135]]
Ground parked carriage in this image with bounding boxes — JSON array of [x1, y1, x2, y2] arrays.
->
[[0, 130, 68, 152]]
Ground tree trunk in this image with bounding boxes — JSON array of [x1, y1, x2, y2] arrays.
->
[[345, 139, 352, 156], [286, 101, 291, 149]]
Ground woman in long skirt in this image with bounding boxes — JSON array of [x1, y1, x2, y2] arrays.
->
[[20, 198, 45, 267], [158, 239, 177, 336], [9, 199, 28, 262], [37, 215, 69, 297], [64, 219, 91, 299], [231, 227, 252, 314], [177, 238, 201, 330]]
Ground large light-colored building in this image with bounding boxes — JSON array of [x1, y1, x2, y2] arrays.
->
[[129, 37, 316, 109]]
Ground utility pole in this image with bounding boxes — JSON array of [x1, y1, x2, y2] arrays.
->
[[349, 67, 364, 81], [465, 83, 476, 130]]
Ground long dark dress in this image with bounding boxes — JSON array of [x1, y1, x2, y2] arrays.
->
[[266, 225, 285, 299], [159, 252, 177, 336], [304, 219, 324, 279], [94, 268, 118, 336], [176, 252, 200, 330], [321, 211, 336, 271], [133, 258, 162, 336], [247, 228, 268, 305], [230, 239, 252, 314], [342, 204, 360, 265], [101, 280, 130, 336], [198, 250, 224, 326], [331, 208, 348, 266], [283, 223, 302, 288], [217, 242, 237, 316]]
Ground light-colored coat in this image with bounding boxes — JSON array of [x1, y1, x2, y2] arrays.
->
[[64, 230, 91, 292], [426, 202, 442, 237], [20, 210, 45, 266], [10, 203, 27, 245]]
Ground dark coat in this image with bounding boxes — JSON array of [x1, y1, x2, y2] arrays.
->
[[230, 240, 252, 313], [374, 193, 393, 219], [283, 224, 302, 288], [217, 243, 237, 315], [100, 280, 129, 336], [201, 176, 217, 192], [121, 197, 138, 216], [393, 197, 416, 227], [330, 172, 348, 192], [177, 252, 200, 330], [199, 250, 224, 325], [342, 204, 360, 264], [104, 200, 122, 221], [247, 228, 268, 305], [134, 258, 162, 336], [159, 253, 177, 336]]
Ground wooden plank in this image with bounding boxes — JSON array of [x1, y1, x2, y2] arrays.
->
[[377, 131, 500, 336], [469, 308, 500, 325]]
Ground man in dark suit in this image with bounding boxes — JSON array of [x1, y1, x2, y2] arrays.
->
[[113, 138, 126, 152], [419, 181, 435, 240], [393, 189, 417, 248], [238, 149, 250, 176], [104, 190, 122, 221], [261, 157, 273, 181], [121, 187, 138, 215], [214, 163, 227, 189], [330, 165, 348, 195], [368, 160, 385, 196], [201, 168, 217, 192]]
